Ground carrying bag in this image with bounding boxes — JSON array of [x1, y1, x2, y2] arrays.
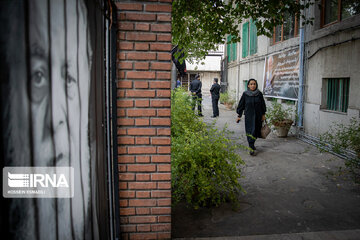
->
[[261, 120, 271, 139]]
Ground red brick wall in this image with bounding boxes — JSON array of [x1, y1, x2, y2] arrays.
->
[[116, 1, 172, 239]]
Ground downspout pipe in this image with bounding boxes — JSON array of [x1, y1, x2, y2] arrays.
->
[[110, 2, 120, 238], [297, 26, 305, 127], [105, 18, 113, 240]]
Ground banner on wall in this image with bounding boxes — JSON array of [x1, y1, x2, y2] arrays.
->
[[263, 48, 300, 100]]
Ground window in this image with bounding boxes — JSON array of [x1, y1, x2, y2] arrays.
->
[[273, 13, 299, 44], [322, 0, 360, 26], [324, 78, 350, 112], [243, 80, 248, 91], [227, 35, 237, 62], [242, 19, 257, 58]]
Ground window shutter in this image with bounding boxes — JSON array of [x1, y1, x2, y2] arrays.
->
[[242, 22, 249, 58], [232, 41, 237, 61], [326, 78, 350, 112], [343, 78, 349, 112], [243, 80, 248, 91], [250, 19, 257, 55], [227, 35, 231, 62]]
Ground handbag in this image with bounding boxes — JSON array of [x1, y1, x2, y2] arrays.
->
[[261, 120, 271, 139]]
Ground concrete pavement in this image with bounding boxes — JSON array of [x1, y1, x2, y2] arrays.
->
[[175, 229, 360, 240], [172, 95, 360, 239]]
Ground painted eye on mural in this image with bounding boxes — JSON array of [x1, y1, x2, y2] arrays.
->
[[30, 68, 48, 103], [66, 74, 77, 87], [33, 71, 46, 87]]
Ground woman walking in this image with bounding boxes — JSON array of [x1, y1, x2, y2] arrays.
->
[[236, 79, 266, 155]]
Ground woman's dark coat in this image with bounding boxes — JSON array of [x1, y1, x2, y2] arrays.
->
[[236, 91, 266, 141]]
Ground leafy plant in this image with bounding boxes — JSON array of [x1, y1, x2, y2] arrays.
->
[[266, 101, 294, 127], [172, 0, 314, 61], [171, 88, 245, 209], [220, 91, 236, 107], [317, 118, 360, 183]]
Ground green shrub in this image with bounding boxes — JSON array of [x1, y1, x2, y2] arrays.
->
[[318, 118, 360, 183], [219, 91, 229, 104], [219, 91, 235, 105], [266, 101, 294, 127], [171, 88, 245, 209]]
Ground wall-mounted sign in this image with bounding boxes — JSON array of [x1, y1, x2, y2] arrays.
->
[[263, 48, 299, 100]]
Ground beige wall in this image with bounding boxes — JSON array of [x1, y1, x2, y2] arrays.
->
[[304, 38, 360, 136]]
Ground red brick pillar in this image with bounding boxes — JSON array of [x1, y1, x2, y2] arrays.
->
[[116, 1, 172, 239]]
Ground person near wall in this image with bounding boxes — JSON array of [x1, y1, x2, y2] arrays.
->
[[236, 78, 266, 155], [176, 78, 181, 88], [210, 78, 221, 118], [189, 74, 203, 117]]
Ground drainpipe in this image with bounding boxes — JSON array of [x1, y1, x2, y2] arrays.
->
[[297, 8, 305, 128], [297, 27, 304, 128], [109, 2, 120, 238]]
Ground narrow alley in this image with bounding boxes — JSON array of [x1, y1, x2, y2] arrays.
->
[[172, 95, 360, 239]]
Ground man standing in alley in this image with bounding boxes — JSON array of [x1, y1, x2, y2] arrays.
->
[[190, 74, 203, 116], [210, 78, 221, 118]]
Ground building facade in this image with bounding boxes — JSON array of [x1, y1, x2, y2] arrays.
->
[[302, 2, 360, 136], [182, 45, 224, 95], [226, 0, 360, 137]]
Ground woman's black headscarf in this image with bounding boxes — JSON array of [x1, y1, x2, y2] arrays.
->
[[245, 78, 260, 96]]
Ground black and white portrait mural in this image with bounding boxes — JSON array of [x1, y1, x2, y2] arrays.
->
[[0, 0, 112, 239]]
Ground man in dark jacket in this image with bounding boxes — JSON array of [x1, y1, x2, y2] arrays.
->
[[210, 78, 221, 118], [189, 74, 203, 116]]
